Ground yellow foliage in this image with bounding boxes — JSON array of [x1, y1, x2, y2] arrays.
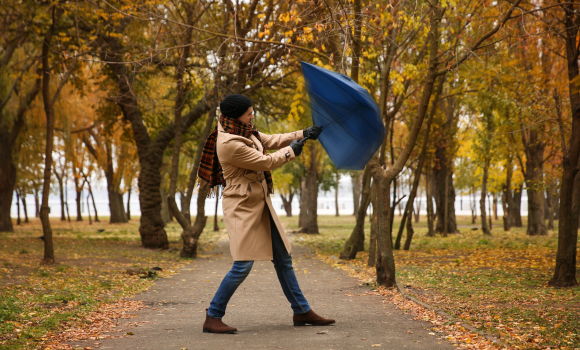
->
[[441, 0, 458, 8]]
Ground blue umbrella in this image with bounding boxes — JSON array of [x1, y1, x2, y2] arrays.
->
[[300, 61, 385, 170]]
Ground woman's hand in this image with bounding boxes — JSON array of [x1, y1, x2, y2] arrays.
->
[[303, 126, 322, 140], [290, 140, 304, 156]]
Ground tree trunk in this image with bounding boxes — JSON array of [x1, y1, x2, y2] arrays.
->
[[300, 143, 319, 234], [21, 194, 29, 224], [543, 192, 550, 220], [335, 173, 340, 216], [470, 188, 477, 224], [433, 88, 458, 234], [389, 178, 398, 237], [554, 187, 560, 220], [502, 157, 512, 231], [58, 179, 65, 220], [403, 208, 414, 250], [40, 15, 58, 264], [368, 182, 378, 267], [0, 59, 41, 231], [524, 139, 547, 236], [511, 185, 523, 227], [434, 168, 458, 233], [340, 166, 371, 259], [179, 182, 209, 258], [351, 171, 361, 215], [426, 163, 436, 236], [298, 177, 307, 227], [480, 158, 491, 235], [374, 173, 397, 287], [16, 191, 21, 225], [443, 172, 450, 236], [546, 187, 554, 230], [0, 138, 16, 231], [65, 183, 71, 222], [83, 175, 99, 222], [34, 188, 39, 218], [493, 193, 498, 220], [479, 100, 494, 236], [86, 193, 92, 225], [550, 3, 580, 287], [160, 186, 171, 225], [280, 193, 293, 217], [488, 194, 493, 230], [55, 172, 66, 221], [108, 186, 127, 223], [74, 177, 83, 222], [551, 166, 580, 286], [414, 193, 421, 223], [126, 187, 131, 220], [104, 139, 128, 223], [373, 3, 442, 287]]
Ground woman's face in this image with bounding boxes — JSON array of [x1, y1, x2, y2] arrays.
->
[[237, 106, 254, 125]]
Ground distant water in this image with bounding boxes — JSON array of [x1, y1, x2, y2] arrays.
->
[[10, 177, 529, 218]]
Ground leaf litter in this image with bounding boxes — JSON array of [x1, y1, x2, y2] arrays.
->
[[286, 215, 580, 350]]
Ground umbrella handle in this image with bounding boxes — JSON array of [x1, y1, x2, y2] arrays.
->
[[299, 125, 324, 144]]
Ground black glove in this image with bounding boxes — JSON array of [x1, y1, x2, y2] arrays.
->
[[289, 140, 304, 157], [303, 125, 322, 140]]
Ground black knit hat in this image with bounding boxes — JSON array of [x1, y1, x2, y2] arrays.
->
[[220, 94, 252, 119]]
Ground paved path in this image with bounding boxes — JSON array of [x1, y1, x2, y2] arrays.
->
[[93, 240, 452, 350]]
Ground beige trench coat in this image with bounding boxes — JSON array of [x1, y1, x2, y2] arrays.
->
[[216, 122, 303, 261]]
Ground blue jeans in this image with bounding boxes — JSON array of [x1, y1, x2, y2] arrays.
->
[[207, 214, 311, 318]]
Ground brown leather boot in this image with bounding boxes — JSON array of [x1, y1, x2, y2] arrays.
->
[[293, 310, 335, 326], [203, 310, 237, 334]]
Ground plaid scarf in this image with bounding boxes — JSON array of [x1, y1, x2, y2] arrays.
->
[[198, 115, 274, 197]]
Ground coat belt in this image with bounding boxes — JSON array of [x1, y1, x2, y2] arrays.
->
[[225, 172, 265, 186]]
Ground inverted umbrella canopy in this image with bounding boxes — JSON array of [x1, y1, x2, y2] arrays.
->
[[300, 61, 385, 170]]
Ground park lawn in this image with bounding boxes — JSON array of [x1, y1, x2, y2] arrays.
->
[[0, 217, 224, 350], [283, 215, 580, 350]]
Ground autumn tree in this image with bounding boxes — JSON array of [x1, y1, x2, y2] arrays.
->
[[0, 1, 43, 232], [549, 2, 580, 287]]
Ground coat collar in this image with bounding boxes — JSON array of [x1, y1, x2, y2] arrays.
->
[[218, 122, 262, 151]]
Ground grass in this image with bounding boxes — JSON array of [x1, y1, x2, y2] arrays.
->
[[2, 214, 578, 349], [0, 217, 224, 350], [282, 214, 580, 349]]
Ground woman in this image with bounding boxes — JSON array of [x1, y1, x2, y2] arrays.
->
[[198, 94, 335, 334]]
